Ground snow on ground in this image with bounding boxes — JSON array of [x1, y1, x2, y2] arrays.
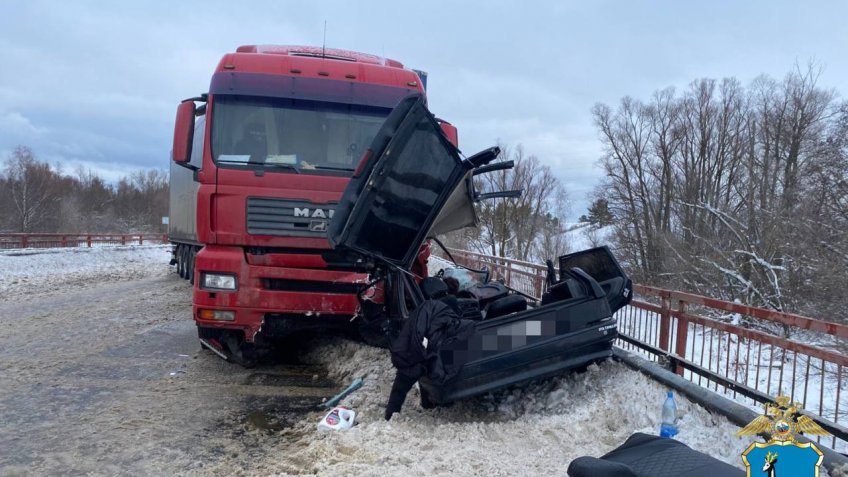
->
[[267, 338, 774, 477], [0, 244, 171, 303], [3, 246, 835, 475]]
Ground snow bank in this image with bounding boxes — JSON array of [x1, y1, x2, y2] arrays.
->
[[0, 244, 171, 302], [271, 338, 771, 477]]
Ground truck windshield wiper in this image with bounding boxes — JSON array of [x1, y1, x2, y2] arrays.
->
[[263, 162, 301, 174], [215, 159, 300, 174], [311, 165, 354, 171]]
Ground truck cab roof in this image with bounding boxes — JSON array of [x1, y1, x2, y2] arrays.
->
[[214, 45, 424, 93], [235, 45, 405, 68]]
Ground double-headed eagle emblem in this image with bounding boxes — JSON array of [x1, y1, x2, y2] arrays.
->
[[736, 395, 830, 443]]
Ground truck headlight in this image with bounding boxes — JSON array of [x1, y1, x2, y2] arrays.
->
[[201, 273, 237, 290]]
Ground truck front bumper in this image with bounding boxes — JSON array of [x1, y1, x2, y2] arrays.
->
[[191, 245, 367, 341]]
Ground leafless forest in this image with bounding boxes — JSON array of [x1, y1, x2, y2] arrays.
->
[[592, 64, 847, 320], [443, 143, 572, 263], [0, 146, 168, 233]]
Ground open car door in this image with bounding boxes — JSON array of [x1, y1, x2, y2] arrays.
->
[[558, 246, 633, 313], [328, 93, 498, 270]]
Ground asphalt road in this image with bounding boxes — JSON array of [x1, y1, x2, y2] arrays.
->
[[0, 272, 337, 476]]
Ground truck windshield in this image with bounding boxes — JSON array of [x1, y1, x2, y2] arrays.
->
[[211, 95, 390, 173]]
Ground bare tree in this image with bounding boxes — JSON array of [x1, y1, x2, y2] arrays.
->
[[3, 146, 61, 232], [593, 62, 845, 322], [468, 143, 569, 262]]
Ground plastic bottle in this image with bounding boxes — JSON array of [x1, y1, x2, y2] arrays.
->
[[317, 406, 356, 431], [659, 391, 679, 438]]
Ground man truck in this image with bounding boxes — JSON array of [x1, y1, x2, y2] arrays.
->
[[169, 45, 453, 365]]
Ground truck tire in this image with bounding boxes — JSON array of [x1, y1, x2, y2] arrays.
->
[[216, 331, 259, 368], [176, 245, 185, 278], [180, 246, 189, 280], [237, 344, 259, 368]]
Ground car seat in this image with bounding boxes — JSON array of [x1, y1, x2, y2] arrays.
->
[[567, 433, 744, 477], [484, 294, 527, 319]]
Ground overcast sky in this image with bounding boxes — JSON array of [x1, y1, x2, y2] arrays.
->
[[1, 0, 846, 218]]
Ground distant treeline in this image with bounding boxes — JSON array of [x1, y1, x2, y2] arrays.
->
[[593, 63, 847, 321], [0, 146, 168, 234]]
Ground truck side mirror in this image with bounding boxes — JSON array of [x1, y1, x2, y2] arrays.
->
[[172, 101, 196, 165], [438, 120, 458, 147]]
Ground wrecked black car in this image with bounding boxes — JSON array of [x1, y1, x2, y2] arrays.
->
[[327, 93, 632, 408]]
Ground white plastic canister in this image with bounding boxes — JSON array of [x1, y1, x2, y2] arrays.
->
[[317, 406, 356, 431]]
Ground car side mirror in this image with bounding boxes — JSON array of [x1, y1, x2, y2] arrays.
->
[[172, 101, 196, 166]]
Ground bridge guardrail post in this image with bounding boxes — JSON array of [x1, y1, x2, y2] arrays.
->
[[534, 275, 543, 300], [673, 299, 689, 376], [659, 296, 671, 352]]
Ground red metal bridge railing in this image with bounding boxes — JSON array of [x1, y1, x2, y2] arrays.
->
[[444, 248, 548, 298], [439, 248, 848, 451], [0, 233, 169, 250]]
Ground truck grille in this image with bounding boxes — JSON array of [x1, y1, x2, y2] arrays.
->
[[246, 198, 337, 238], [262, 279, 361, 294]]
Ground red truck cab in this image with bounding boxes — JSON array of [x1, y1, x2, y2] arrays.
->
[[170, 45, 454, 365]]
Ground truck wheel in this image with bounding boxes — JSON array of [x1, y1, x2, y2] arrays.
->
[[237, 344, 259, 368], [180, 246, 189, 280], [220, 332, 259, 368], [177, 245, 186, 279]]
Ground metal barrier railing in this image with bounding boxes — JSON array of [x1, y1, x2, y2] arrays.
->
[[0, 233, 169, 250], [437, 247, 848, 451], [619, 285, 848, 451]]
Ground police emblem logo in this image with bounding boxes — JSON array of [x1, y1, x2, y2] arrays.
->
[[738, 395, 828, 477]]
